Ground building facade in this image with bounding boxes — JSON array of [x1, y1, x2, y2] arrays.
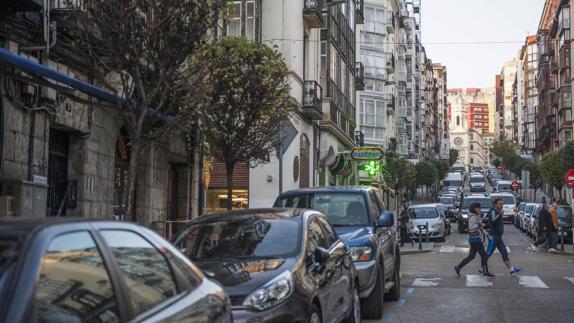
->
[[521, 35, 539, 154]]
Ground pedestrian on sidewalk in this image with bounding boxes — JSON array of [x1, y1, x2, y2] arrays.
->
[[528, 201, 553, 252], [399, 205, 414, 247], [454, 202, 494, 278], [547, 202, 560, 252], [485, 198, 523, 276]]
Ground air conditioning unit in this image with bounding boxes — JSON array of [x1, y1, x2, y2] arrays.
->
[[0, 196, 16, 217]]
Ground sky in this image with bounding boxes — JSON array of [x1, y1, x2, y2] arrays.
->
[[421, 0, 545, 89]]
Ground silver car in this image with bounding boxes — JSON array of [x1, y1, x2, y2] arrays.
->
[[469, 175, 486, 192], [408, 204, 446, 242]]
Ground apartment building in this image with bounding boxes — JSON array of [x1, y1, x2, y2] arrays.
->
[[433, 64, 449, 146], [498, 59, 519, 141], [520, 35, 539, 154]]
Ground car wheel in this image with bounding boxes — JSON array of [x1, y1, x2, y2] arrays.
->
[[384, 262, 401, 301], [361, 267, 383, 319], [344, 283, 361, 323], [308, 303, 322, 323]]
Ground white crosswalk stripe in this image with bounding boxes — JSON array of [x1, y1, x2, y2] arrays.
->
[[410, 275, 551, 289], [565, 277, 574, 285]]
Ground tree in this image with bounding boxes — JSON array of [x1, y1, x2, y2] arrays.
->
[[381, 153, 417, 199], [539, 151, 566, 197], [523, 161, 542, 188], [503, 153, 526, 176], [449, 149, 459, 166], [192, 37, 292, 210], [66, 0, 224, 220], [559, 141, 574, 171], [415, 161, 438, 200]]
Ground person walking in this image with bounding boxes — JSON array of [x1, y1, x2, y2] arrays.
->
[[485, 198, 523, 276], [528, 201, 553, 252], [547, 202, 560, 252], [398, 205, 414, 247], [454, 202, 494, 278]]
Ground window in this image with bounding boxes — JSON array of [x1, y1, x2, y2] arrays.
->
[[317, 217, 338, 247], [226, 1, 257, 41], [369, 191, 381, 219], [456, 116, 460, 126], [246, 1, 255, 40], [227, 2, 241, 37], [35, 231, 120, 322], [100, 230, 177, 316]]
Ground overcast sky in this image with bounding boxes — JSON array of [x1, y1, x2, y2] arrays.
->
[[421, 0, 545, 88]]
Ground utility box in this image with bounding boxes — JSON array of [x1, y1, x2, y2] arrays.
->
[[1, 180, 48, 217]]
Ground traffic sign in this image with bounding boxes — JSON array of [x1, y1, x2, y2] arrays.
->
[[350, 147, 384, 160], [511, 181, 520, 190], [565, 169, 574, 188]]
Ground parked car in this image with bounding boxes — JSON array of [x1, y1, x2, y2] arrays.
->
[[527, 204, 542, 237], [490, 174, 502, 186], [451, 164, 466, 175], [490, 193, 517, 223], [427, 203, 452, 236], [515, 202, 526, 228], [172, 208, 362, 323], [274, 187, 401, 319], [557, 205, 573, 243], [407, 204, 446, 242], [457, 195, 492, 233], [437, 195, 457, 221], [471, 166, 483, 174], [469, 174, 487, 192], [519, 203, 537, 232], [493, 180, 514, 193], [0, 218, 232, 323]]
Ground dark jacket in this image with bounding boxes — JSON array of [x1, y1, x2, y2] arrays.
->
[[486, 207, 504, 236], [538, 207, 553, 233]]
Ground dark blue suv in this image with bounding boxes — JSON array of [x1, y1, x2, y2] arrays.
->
[[274, 187, 400, 319]]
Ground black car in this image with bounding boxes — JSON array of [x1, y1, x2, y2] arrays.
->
[[557, 205, 572, 242], [172, 208, 362, 323], [0, 218, 232, 323], [457, 195, 492, 233], [274, 187, 401, 319]]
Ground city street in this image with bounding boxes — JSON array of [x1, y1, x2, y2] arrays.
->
[[368, 224, 574, 323]]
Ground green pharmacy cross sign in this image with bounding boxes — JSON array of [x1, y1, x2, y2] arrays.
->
[[363, 160, 381, 177]]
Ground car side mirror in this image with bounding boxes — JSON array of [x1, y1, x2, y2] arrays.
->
[[377, 212, 394, 227]]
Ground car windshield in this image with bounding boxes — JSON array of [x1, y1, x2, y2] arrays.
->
[[470, 177, 485, 183], [444, 180, 462, 187], [492, 195, 516, 205], [462, 198, 492, 210], [409, 207, 439, 219], [439, 197, 455, 204], [525, 204, 535, 214], [497, 184, 512, 191], [492, 174, 502, 179], [173, 214, 301, 260], [275, 192, 370, 226], [557, 207, 572, 219]]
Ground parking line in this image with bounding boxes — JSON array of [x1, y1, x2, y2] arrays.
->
[[405, 287, 415, 294], [412, 278, 441, 287]]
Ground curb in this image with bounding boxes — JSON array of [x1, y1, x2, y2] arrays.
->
[[400, 250, 432, 256], [546, 250, 574, 258]]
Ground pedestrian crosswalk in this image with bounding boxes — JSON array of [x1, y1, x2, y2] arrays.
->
[[439, 245, 511, 254], [410, 275, 573, 289]]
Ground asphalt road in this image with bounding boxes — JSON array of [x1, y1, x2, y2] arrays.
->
[[367, 212, 574, 323]]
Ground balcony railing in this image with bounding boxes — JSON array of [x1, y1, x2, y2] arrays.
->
[[356, 0, 364, 24], [303, 80, 323, 120], [355, 62, 365, 91], [303, 0, 323, 28]]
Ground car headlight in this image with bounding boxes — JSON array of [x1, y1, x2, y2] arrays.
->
[[243, 271, 292, 311], [461, 213, 468, 219], [349, 246, 373, 262], [431, 223, 442, 229]]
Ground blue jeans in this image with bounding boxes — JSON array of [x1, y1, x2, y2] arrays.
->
[[548, 231, 558, 249], [486, 234, 509, 262]]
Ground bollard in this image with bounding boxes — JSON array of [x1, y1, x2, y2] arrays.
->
[[560, 229, 565, 252], [426, 222, 430, 243], [418, 227, 423, 250]]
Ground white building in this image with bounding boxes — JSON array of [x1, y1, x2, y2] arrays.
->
[[448, 94, 488, 167]]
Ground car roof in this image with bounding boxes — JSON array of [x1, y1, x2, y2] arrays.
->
[[497, 180, 512, 184], [191, 208, 307, 224], [470, 174, 485, 177], [490, 192, 514, 196], [279, 186, 374, 195], [409, 204, 439, 208], [0, 217, 127, 240]]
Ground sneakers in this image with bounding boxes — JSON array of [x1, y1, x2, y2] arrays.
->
[[478, 268, 484, 275], [483, 272, 496, 278], [527, 244, 538, 252], [510, 267, 523, 276], [548, 248, 558, 252], [454, 266, 461, 277]]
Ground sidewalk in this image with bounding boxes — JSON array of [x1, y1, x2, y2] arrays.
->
[[399, 242, 435, 255]]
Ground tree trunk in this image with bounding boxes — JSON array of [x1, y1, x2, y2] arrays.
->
[[225, 162, 235, 210], [124, 140, 142, 222]]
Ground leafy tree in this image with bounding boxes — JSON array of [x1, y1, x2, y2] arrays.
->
[[67, 0, 225, 220], [491, 140, 515, 159], [192, 37, 292, 210], [416, 161, 437, 187], [559, 141, 574, 171], [539, 151, 566, 196], [503, 153, 526, 176], [381, 153, 417, 197], [523, 161, 542, 188], [449, 149, 459, 166]]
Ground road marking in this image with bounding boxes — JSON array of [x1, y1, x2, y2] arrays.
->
[[383, 313, 396, 321], [518, 276, 549, 289], [412, 278, 441, 287], [565, 277, 574, 285], [439, 245, 455, 253], [405, 287, 415, 294], [396, 298, 406, 307], [465, 275, 493, 287]]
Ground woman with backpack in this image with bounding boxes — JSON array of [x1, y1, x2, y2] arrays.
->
[[454, 202, 495, 278]]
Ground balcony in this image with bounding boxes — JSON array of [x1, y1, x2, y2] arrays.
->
[[356, 0, 364, 24], [385, 53, 395, 73], [355, 62, 365, 91], [386, 94, 396, 115], [303, 0, 323, 28], [386, 13, 395, 34], [303, 81, 323, 120]]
